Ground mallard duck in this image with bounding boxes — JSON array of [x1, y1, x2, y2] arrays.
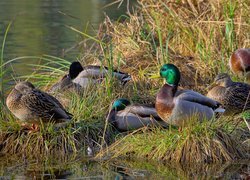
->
[[49, 74, 82, 93], [50, 61, 131, 92], [229, 48, 250, 80], [107, 98, 168, 132], [6, 81, 72, 129], [207, 73, 250, 115], [155, 64, 224, 127]]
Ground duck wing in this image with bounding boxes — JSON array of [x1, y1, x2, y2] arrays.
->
[[123, 105, 161, 120], [225, 84, 250, 111], [207, 86, 227, 103], [22, 89, 71, 122], [50, 75, 82, 93], [77, 65, 131, 84], [176, 90, 220, 109]]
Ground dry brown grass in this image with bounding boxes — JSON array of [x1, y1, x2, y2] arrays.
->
[[0, 122, 104, 159], [96, 120, 249, 164], [88, 0, 250, 93]]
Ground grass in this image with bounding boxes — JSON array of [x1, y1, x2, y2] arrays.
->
[[0, 52, 133, 159], [0, 22, 12, 109], [96, 118, 248, 163], [0, 0, 249, 164]]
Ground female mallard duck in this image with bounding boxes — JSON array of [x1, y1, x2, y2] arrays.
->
[[229, 48, 250, 80], [155, 64, 224, 127], [6, 81, 72, 129], [50, 61, 131, 92], [207, 73, 250, 115], [107, 98, 168, 132]]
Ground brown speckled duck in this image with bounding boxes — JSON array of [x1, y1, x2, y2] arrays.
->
[[155, 64, 224, 127], [6, 81, 72, 129], [207, 73, 250, 115]]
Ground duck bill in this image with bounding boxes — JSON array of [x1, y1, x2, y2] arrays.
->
[[150, 74, 161, 79]]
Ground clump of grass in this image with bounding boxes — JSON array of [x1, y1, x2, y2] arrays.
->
[[0, 116, 104, 159], [91, 0, 249, 163], [0, 79, 129, 158], [97, 0, 250, 93], [96, 118, 248, 163], [0, 53, 136, 158]]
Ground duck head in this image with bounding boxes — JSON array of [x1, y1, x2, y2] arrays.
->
[[213, 73, 233, 87], [107, 98, 131, 126], [69, 61, 83, 79], [112, 98, 131, 111], [15, 81, 35, 94], [160, 64, 180, 86], [230, 48, 250, 75]]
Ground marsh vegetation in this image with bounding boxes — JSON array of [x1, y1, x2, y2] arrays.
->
[[0, 0, 249, 178]]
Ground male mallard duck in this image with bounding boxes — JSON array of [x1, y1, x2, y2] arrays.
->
[[155, 64, 224, 127], [229, 48, 250, 80], [107, 98, 168, 132], [50, 61, 131, 92], [6, 81, 72, 129], [207, 73, 250, 115]]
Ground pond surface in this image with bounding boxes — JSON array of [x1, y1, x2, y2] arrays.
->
[[0, 156, 248, 179], [0, 0, 136, 77]]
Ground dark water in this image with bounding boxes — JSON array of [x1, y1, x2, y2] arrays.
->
[[0, 156, 249, 179], [0, 0, 136, 76]]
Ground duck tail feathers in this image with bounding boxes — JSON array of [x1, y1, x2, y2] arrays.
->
[[214, 107, 225, 113], [121, 74, 132, 85]]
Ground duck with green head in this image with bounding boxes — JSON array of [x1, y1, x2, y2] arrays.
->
[[107, 98, 168, 132], [156, 64, 224, 127]]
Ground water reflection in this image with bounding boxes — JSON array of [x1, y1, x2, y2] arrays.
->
[[0, 156, 249, 179], [0, 0, 136, 77]]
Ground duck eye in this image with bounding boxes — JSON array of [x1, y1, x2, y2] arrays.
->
[[161, 68, 166, 71]]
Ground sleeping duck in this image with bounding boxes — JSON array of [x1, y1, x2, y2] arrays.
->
[[6, 81, 72, 130], [207, 73, 250, 115], [107, 98, 168, 132], [50, 61, 131, 92]]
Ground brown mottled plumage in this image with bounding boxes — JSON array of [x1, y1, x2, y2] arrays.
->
[[49, 74, 82, 93], [207, 73, 250, 115], [6, 81, 72, 125]]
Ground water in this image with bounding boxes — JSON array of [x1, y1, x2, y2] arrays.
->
[[0, 0, 136, 77], [0, 156, 248, 179]]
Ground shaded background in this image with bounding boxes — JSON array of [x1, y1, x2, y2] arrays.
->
[[0, 0, 136, 76]]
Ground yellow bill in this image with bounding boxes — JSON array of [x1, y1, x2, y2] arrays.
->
[[149, 74, 161, 79]]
